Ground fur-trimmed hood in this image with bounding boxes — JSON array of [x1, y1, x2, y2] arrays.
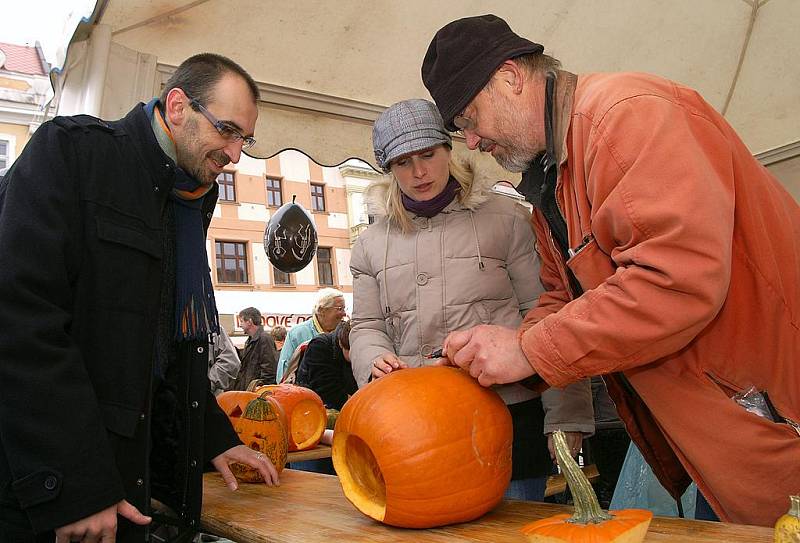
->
[[364, 171, 497, 218]]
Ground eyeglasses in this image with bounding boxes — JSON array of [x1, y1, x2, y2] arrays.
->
[[183, 90, 256, 150], [453, 113, 477, 133]]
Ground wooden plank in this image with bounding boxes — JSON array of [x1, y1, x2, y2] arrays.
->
[[544, 463, 600, 497], [286, 444, 332, 463], [201, 470, 774, 542]]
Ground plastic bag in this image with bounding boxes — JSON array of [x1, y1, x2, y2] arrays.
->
[[732, 386, 776, 421]]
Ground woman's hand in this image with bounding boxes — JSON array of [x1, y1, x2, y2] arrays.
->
[[371, 352, 407, 380]]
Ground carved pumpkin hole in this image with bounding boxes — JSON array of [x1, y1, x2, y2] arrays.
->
[[335, 433, 386, 522], [291, 399, 325, 450], [228, 406, 243, 418]]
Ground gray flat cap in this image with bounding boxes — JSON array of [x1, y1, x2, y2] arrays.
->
[[372, 98, 452, 172]]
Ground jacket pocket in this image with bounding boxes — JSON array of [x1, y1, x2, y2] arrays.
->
[[96, 216, 161, 259], [99, 402, 143, 439], [90, 212, 162, 312], [566, 235, 615, 291]]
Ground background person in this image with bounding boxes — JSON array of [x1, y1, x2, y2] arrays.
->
[[297, 319, 356, 411], [349, 99, 593, 501], [232, 307, 279, 389], [423, 14, 800, 526], [0, 53, 278, 543], [276, 287, 346, 381], [270, 324, 287, 355], [208, 324, 242, 395]]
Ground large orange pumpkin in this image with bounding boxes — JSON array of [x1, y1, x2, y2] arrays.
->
[[254, 384, 327, 451], [216, 390, 288, 482], [332, 366, 512, 528]]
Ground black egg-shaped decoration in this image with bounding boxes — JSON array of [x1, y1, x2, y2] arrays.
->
[[264, 196, 318, 273]]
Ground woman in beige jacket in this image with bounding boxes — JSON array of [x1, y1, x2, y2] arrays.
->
[[349, 99, 593, 500]]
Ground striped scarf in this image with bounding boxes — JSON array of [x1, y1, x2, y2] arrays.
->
[[146, 99, 219, 341]]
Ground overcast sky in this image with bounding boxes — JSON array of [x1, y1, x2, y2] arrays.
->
[[0, 0, 97, 69]]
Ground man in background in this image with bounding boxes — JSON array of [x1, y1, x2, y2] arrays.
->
[[232, 307, 279, 389]]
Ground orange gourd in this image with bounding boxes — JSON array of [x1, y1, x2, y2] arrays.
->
[[216, 390, 288, 482], [521, 430, 652, 543], [254, 384, 326, 451], [332, 366, 512, 528]]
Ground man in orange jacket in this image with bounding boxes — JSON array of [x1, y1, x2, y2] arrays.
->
[[425, 14, 800, 527]]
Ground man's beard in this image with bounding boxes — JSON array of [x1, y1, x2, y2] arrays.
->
[[175, 119, 230, 185], [484, 92, 539, 173]]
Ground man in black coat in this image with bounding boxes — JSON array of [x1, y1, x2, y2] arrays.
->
[[0, 53, 279, 543], [232, 307, 279, 389]]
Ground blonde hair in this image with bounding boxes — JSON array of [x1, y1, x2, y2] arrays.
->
[[385, 146, 475, 234]]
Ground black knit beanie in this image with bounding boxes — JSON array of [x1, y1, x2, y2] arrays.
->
[[422, 14, 544, 131]]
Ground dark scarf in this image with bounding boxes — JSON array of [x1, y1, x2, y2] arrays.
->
[[402, 175, 460, 217], [146, 99, 220, 342]]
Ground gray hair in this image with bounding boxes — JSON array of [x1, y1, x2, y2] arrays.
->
[[314, 288, 345, 313]]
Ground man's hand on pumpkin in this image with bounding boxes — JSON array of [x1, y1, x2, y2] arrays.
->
[[439, 325, 536, 387], [212, 444, 280, 490], [371, 352, 406, 380]]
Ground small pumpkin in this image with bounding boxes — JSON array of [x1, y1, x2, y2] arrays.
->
[[521, 430, 652, 543], [332, 366, 512, 529], [216, 391, 288, 482], [774, 495, 800, 543], [254, 384, 327, 451]]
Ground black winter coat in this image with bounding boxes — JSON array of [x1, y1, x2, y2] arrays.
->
[[297, 333, 357, 410], [0, 104, 239, 541]]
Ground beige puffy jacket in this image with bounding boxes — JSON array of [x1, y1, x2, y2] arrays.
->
[[349, 174, 594, 435]]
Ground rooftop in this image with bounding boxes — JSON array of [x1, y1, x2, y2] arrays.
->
[[0, 42, 48, 76]]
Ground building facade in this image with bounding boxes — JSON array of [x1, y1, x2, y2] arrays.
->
[[0, 42, 52, 173], [207, 150, 379, 335]]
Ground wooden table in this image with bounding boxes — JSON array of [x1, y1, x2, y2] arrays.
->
[[286, 444, 332, 463], [201, 471, 774, 542]]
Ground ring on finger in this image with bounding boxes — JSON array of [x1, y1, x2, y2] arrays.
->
[[255, 452, 265, 461]]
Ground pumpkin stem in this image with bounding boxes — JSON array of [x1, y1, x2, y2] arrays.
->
[[552, 430, 612, 524], [789, 496, 800, 519], [244, 396, 278, 421]]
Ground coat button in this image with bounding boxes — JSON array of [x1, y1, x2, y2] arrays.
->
[[196, 346, 205, 354], [44, 476, 58, 491], [191, 401, 199, 409], [190, 459, 197, 467], [416, 273, 428, 285], [140, 413, 146, 421], [206, 212, 213, 219], [420, 344, 433, 357], [153, 185, 160, 192], [136, 478, 144, 486]]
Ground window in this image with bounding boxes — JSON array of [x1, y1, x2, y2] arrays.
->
[[216, 171, 236, 202], [273, 266, 291, 286], [215, 241, 248, 283], [266, 176, 283, 207], [0, 139, 10, 170], [310, 183, 326, 212], [316, 247, 334, 286]]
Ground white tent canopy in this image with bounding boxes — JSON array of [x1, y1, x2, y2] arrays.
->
[[57, 0, 799, 181]]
